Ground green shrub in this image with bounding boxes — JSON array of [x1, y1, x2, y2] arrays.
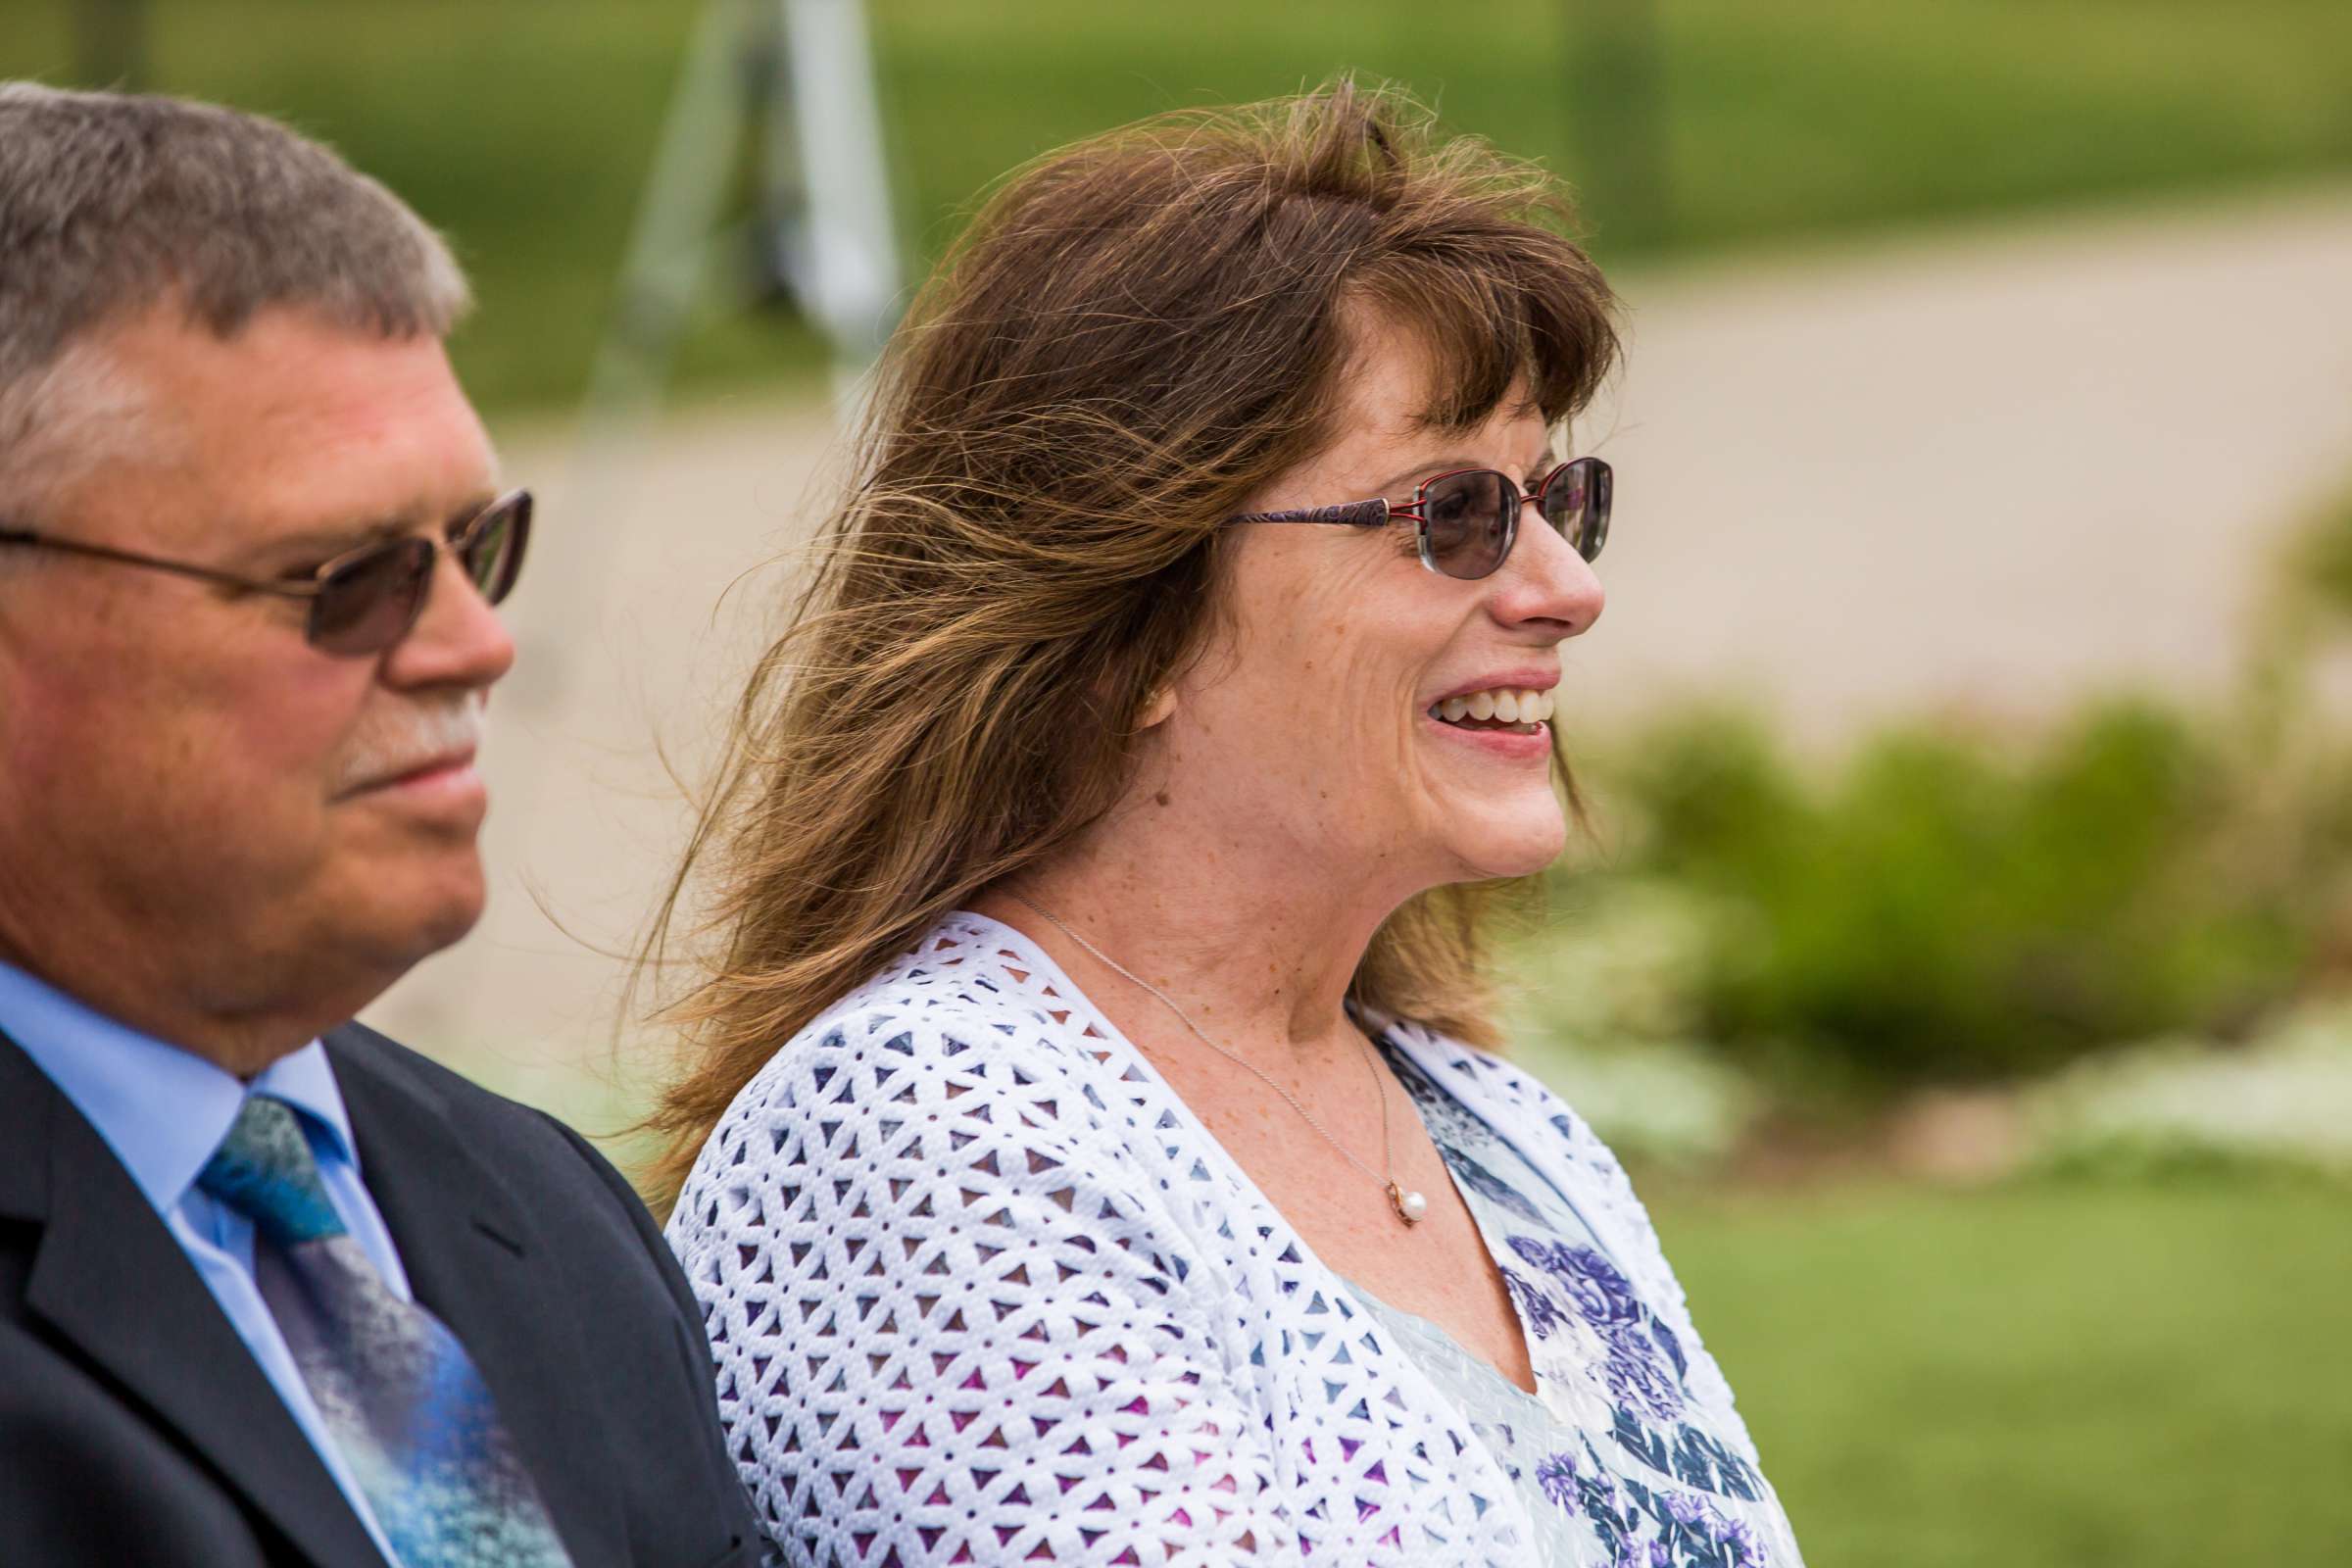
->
[[2283, 480, 2352, 628], [1574, 700, 2322, 1088]]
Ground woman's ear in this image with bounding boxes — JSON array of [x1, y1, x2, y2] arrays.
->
[[1136, 684, 1177, 729]]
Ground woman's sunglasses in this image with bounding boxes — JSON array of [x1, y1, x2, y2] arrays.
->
[[1225, 457, 1611, 581], [0, 489, 532, 656]]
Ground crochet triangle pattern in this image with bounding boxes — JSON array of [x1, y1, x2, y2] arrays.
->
[[668, 912, 1747, 1565]]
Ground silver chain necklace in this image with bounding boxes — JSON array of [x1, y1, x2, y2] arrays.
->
[[1012, 896, 1429, 1227]]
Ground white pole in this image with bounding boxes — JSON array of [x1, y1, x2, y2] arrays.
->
[[583, 0, 754, 414], [777, 0, 903, 412]]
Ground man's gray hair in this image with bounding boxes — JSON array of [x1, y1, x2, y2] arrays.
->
[[0, 82, 471, 524]]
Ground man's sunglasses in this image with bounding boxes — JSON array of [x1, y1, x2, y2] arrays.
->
[[0, 489, 531, 656], [1226, 458, 1611, 581]]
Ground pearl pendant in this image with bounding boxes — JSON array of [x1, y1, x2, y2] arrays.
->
[[1390, 1184, 1429, 1225]]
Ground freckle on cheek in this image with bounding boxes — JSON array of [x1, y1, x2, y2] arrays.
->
[[1154, 790, 1172, 808]]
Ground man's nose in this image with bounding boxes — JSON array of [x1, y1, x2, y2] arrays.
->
[[378, 548, 517, 693]]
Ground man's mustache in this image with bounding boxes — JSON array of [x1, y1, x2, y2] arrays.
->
[[333, 699, 486, 795]]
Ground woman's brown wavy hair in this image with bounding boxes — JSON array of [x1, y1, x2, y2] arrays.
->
[[637, 80, 1618, 1211]]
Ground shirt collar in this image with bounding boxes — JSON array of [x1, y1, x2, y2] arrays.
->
[[0, 959, 352, 1217]]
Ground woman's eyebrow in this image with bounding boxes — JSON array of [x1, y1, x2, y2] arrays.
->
[[1368, 457, 1480, 494]]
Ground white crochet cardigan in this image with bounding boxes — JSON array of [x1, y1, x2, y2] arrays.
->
[[667, 912, 1757, 1566]]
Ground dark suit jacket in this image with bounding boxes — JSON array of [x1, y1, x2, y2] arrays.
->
[[0, 1020, 757, 1567]]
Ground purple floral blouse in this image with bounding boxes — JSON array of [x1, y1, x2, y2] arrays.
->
[[1345, 1035, 1807, 1567]]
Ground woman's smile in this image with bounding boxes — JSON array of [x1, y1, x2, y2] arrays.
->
[[1429, 681, 1556, 726], [1422, 671, 1560, 762], [1423, 701, 1554, 760]]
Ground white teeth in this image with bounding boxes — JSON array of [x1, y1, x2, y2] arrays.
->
[[1434, 685, 1558, 725]]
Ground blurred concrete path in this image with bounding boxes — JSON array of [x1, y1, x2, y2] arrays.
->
[[363, 181, 2352, 1112]]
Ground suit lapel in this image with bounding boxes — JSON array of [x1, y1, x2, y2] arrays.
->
[[325, 1028, 626, 1568], [1, 1034, 387, 1568]]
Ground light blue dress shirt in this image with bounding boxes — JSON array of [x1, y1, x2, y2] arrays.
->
[[0, 958, 412, 1567]]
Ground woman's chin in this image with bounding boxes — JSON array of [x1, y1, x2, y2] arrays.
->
[[1436, 809, 1568, 882]]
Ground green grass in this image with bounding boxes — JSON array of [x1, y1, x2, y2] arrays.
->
[[1650, 1177, 2352, 1565], [8, 1, 2350, 411]]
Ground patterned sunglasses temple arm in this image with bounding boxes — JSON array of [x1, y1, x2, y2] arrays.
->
[[1222, 498, 1396, 528]]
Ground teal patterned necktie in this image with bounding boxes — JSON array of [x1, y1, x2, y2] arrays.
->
[[198, 1095, 574, 1568]]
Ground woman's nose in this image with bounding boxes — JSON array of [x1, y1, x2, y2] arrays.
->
[[1497, 502, 1605, 636]]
